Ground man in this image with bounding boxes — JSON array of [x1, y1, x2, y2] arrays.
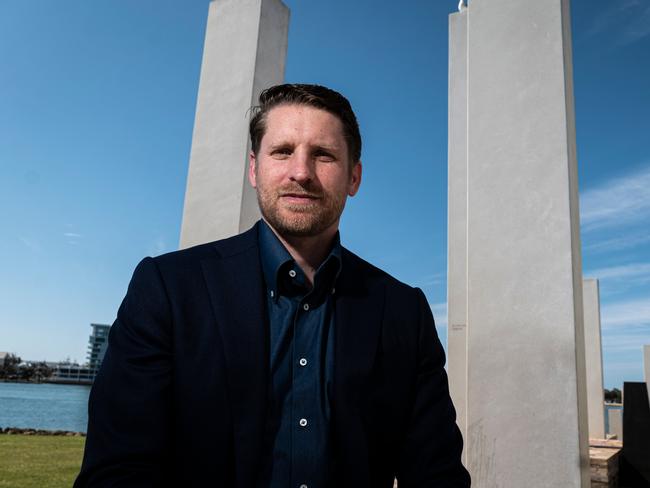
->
[[75, 84, 470, 487]]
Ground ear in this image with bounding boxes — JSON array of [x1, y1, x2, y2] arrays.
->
[[348, 161, 362, 197], [248, 150, 257, 188]]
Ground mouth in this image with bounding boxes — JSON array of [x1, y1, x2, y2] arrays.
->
[[280, 193, 321, 203]]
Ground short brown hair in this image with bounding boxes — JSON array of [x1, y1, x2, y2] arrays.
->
[[249, 83, 362, 164]]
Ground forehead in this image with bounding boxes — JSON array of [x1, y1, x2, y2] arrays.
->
[[262, 104, 346, 148]]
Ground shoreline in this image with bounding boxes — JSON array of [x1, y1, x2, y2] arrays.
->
[[0, 379, 92, 386], [0, 427, 85, 436]]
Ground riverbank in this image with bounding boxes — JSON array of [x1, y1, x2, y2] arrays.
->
[[1, 427, 85, 436], [0, 434, 84, 488], [0, 378, 92, 386], [0, 379, 49, 384]]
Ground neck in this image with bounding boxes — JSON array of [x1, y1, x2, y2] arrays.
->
[[264, 219, 338, 287]]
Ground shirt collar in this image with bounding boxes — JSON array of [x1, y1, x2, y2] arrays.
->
[[258, 219, 342, 301]]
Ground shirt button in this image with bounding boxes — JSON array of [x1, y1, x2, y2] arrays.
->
[[331, 287, 336, 295], [289, 269, 297, 278], [299, 418, 308, 427], [299, 358, 307, 367], [270, 290, 274, 298], [303, 303, 310, 311]]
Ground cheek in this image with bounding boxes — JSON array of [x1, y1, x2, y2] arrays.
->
[[318, 166, 348, 185], [256, 165, 283, 186], [329, 176, 353, 196]]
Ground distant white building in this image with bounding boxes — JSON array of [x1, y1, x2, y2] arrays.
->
[[87, 323, 111, 376], [49, 323, 111, 384], [49, 362, 96, 384]]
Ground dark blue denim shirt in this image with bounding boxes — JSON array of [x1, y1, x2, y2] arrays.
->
[[257, 220, 341, 488]]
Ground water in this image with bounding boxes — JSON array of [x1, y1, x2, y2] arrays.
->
[[0, 382, 90, 433], [0, 382, 627, 437]]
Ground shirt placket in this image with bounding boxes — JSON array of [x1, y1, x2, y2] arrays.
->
[[290, 270, 322, 488]]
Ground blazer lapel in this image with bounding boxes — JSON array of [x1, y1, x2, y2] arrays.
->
[[200, 227, 269, 488], [332, 249, 385, 484]]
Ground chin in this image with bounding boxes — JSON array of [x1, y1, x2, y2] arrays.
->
[[271, 214, 337, 238]]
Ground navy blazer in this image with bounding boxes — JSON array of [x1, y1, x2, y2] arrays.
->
[[75, 222, 470, 487]]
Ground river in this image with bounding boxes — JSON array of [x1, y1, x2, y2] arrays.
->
[[0, 382, 90, 433]]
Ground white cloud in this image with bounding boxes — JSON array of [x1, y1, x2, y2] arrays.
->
[[19, 236, 40, 252], [62, 231, 82, 246], [417, 272, 445, 287], [586, 262, 650, 283], [580, 164, 650, 231], [584, 233, 650, 253], [602, 332, 650, 353], [601, 298, 650, 328], [149, 237, 168, 256], [620, 5, 650, 45], [583, 1, 650, 46], [585, 261, 650, 296], [430, 301, 448, 328]]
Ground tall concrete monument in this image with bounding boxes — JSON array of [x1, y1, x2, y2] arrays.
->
[[448, 0, 590, 485], [583, 278, 605, 439], [180, 0, 289, 249], [447, 5, 468, 464]]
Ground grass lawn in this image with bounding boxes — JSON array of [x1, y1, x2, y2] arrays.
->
[[0, 435, 85, 488]]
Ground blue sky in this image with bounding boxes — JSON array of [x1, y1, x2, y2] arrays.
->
[[0, 0, 648, 390]]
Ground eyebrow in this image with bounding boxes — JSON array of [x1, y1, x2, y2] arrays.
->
[[267, 142, 342, 152]]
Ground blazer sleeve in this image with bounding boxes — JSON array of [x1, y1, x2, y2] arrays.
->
[[396, 288, 471, 487], [74, 257, 174, 488]]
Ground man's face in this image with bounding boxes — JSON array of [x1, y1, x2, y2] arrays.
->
[[248, 104, 362, 238]]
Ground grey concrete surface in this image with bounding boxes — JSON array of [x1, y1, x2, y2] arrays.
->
[[447, 8, 468, 464], [448, 0, 590, 485], [608, 408, 623, 440], [584, 278, 605, 439], [180, 0, 289, 249]]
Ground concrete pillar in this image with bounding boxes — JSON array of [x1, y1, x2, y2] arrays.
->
[[447, 7, 468, 463], [180, 0, 289, 249], [608, 407, 623, 440], [448, 0, 590, 485], [583, 278, 605, 439]]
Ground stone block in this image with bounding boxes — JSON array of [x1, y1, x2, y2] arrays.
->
[[589, 445, 620, 485]]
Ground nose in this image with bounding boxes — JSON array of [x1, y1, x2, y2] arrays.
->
[[288, 148, 314, 184]]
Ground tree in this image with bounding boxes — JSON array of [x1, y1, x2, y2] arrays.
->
[[604, 388, 622, 403], [32, 361, 53, 382], [0, 353, 22, 380]]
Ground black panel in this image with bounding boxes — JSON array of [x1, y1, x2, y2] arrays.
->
[[620, 382, 650, 487]]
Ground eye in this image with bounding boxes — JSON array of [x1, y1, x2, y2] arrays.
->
[[271, 147, 292, 158], [314, 150, 335, 162]]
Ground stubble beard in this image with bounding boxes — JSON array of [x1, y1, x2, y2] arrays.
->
[[256, 180, 347, 238]]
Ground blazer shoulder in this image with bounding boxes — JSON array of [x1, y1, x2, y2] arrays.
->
[[342, 248, 431, 333], [342, 247, 419, 295], [151, 223, 260, 270]]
